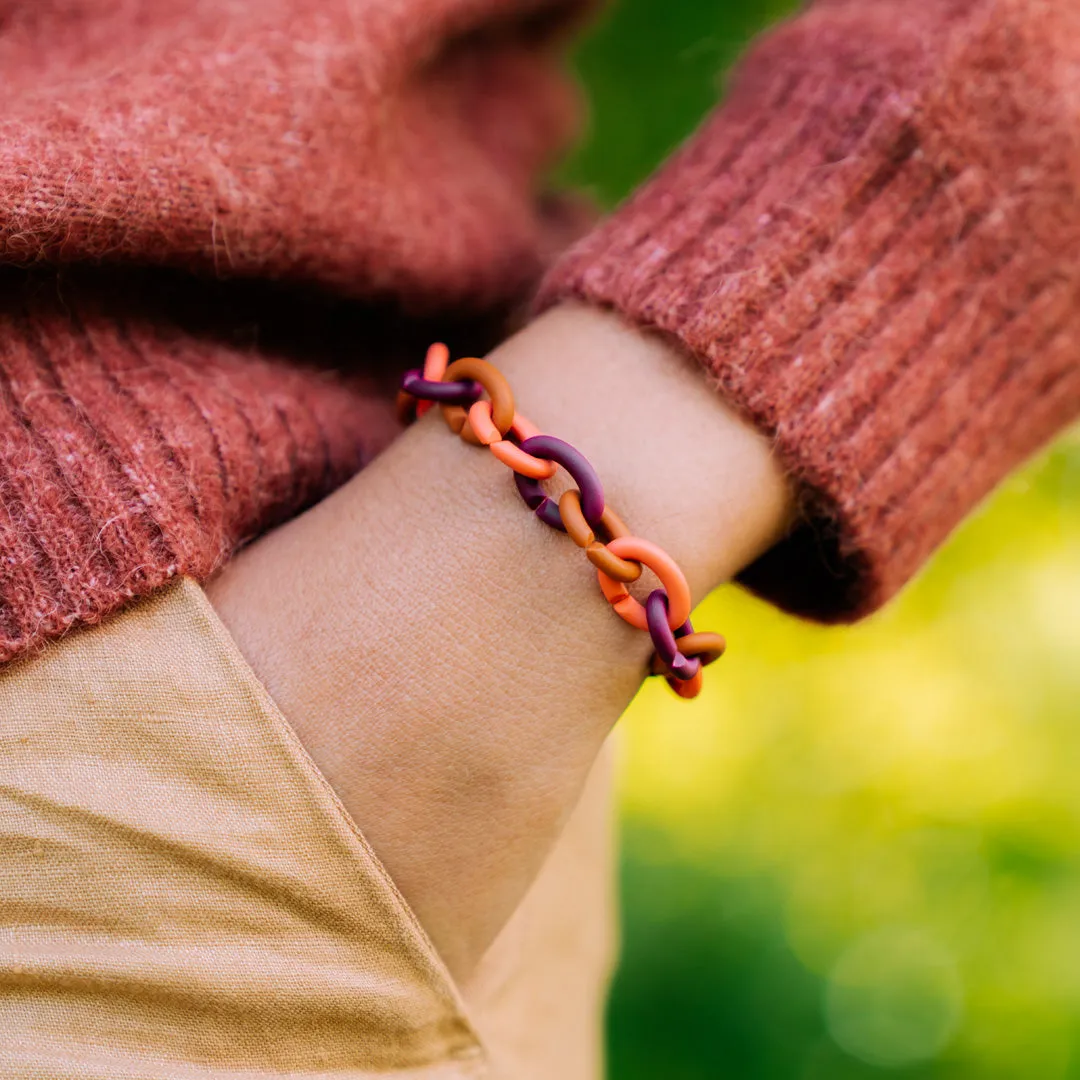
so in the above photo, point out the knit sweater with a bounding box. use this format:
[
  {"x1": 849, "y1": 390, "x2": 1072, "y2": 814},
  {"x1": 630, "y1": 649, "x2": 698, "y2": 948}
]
[{"x1": 0, "y1": 0, "x2": 1077, "y2": 661}]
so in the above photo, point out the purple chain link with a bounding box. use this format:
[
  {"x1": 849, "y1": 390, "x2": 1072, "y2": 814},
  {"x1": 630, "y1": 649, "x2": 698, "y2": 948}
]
[
  {"x1": 645, "y1": 589, "x2": 701, "y2": 682},
  {"x1": 401, "y1": 369, "x2": 483, "y2": 407},
  {"x1": 514, "y1": 435, "x2": 606, "y2": 531}
]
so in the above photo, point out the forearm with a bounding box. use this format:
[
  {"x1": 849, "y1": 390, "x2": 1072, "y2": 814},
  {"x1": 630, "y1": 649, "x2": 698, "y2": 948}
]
[{"x1": 206, "y1": 304, "x2": 794, "y2": 978}]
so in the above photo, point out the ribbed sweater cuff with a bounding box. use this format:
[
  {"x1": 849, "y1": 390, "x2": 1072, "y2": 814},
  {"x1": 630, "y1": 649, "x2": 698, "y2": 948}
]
[
  {"x1": 539, "y1": 0, "x2": 1080, "y2": 621},
  {"x1": 0, "y1": 275, "x2": 399, "y2": 662}
]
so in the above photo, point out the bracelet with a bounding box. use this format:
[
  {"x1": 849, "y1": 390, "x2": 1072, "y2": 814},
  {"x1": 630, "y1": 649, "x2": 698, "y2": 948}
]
[{"x1": 397, "y1": 344, "x2": 726, "y2": 700}]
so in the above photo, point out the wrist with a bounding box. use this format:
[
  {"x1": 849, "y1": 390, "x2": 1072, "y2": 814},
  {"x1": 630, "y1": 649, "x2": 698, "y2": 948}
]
[
  {"x1": 207, "y1": 302, "x2": 795, "y2": 978},
  {"x1": 491, "y1": 303, "x2": 795, "y2": 598}
]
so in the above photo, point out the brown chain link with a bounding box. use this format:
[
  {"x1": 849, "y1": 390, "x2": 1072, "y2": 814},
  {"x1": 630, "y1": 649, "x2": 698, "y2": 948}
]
[
  {"x1": 558, "y1": 489, "x2": 642, "y2": 583},
  {"x1": 440, "y1": 357, "x2": 515, "y2": 446}
]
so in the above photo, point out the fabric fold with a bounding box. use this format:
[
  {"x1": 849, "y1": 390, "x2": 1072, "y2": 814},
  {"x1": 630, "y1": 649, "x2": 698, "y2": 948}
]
[{"x1": 0, "y1": 578, "x2": 485, "y2": 1077}]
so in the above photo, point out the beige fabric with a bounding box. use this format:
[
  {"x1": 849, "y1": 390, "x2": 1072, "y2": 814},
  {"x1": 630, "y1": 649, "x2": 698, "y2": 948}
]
[
  {"x1": 464, "y1": 737, "x2": 617, "y2": 1080},
  {"x1": 0, "y1": 579, "x2": 616, "y2": 1079}
]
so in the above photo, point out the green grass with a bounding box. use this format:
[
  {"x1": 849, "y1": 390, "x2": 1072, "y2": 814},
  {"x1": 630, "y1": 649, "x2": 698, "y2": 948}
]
[
  {"x1": 560, "y1": 0, "x2": 798, "y2": 206},
  {"x1": 562, "y1": 3, "x2": 1080, "y2": 1077}
]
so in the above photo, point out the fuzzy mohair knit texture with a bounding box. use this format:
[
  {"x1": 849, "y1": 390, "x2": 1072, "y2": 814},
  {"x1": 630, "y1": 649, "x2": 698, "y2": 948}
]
[{"x1": 0, "y1": 0, "x2": 1078, "y2": 661}]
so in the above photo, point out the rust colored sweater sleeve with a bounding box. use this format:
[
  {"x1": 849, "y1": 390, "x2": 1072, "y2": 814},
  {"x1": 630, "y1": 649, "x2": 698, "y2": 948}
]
[
  {"x1": 539, "y1": 0, "x2": 1080, "y2": 622},
  {"x1": 0, "y1": 0, "x2": 1076, "y2": 660},
  {"x1": 0, "y1": 0, "x2": 588, "y2": 661}
]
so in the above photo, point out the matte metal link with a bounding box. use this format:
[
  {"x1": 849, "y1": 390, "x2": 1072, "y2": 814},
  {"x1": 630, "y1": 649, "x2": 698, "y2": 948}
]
[
  {"x1": 440, "y1": 357, "x2": 515, "y2": 446},
  {"x1": 397, "y1": 344, "x2": 724, "y2": 702},
  {"x1": 558, "y1": 490, "x2": 641, "y2": 583},
  {"x1": 468, "y1": 401, "x2": 557, "y2": 480},
  {"x1": 647, "y1": 631, "x2": 727, "y2": 677},
  {"x1": 595, "y1": 535, "x2": 692, "y2": 631},
  {"x1": 514, "y1": 435, "x2": 605, "y2": 531},
  {"x1": 645, "y1": 589, "x2": 701, "y2": 682}
]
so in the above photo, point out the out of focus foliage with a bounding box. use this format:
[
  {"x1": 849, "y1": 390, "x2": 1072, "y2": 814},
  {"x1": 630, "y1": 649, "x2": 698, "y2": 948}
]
[{"x1": 562, "y1": 3, "x2": 1080, "y2": 1078}]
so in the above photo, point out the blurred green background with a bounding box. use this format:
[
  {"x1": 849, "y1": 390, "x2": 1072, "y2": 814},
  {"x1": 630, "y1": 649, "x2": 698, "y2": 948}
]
[{"x1": 559, "y1": 3, "x2": 1080, "y2": 1078}]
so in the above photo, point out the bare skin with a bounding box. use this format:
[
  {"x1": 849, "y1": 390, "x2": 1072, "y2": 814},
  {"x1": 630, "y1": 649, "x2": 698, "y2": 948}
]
[{"x1": 206, "y1": 303, "x2": 795, "y2": 980}]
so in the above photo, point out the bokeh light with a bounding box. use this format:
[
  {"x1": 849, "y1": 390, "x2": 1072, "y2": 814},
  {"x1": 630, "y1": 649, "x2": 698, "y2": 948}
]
[{"x1": 824, "y1": 927, "x2": 963, "y2": 1068}]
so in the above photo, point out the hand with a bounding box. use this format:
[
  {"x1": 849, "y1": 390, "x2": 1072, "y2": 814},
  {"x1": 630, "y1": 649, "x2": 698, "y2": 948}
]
[{"x1": 205, "y1": 303, "x2": 795, "y2": 979}]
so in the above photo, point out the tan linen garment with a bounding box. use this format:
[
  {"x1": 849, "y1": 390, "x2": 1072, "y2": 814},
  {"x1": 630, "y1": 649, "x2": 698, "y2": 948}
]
[{"x1": 0, "y1": 579, "x2": 616, "y2": 1079}]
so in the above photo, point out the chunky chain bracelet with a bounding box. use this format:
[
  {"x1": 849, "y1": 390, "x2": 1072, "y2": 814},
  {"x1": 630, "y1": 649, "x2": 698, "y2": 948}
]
[{"x1": 397, "y1": 344, "x2": 726, "y2": 700}]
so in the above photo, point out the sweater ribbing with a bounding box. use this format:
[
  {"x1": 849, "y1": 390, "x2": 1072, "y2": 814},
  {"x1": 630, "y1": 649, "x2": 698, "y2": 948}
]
[
  {"x1": 0, "y1": 0, "x2": 588, "y2": 660},
  {"x1": 0, "y1": 0, "x2": 1077, "y2": 657},
  {"x1": 539, "y1": 0, "x2": 1080, "y2": 619},
  {"x1": 0, "y1": 277, "x2": 400, "y2": 660}
]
